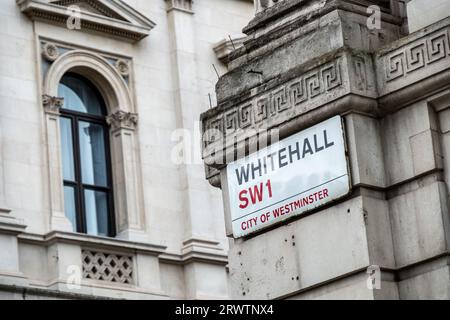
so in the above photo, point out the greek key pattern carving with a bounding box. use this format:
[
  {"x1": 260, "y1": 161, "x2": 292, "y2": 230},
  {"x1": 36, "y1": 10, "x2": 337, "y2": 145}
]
[
  {"x1": 82, "y1": 250, "x2": 134, "y2": 285},
  {"x1": 204, "y1": 60, "x2": 342, "y2": 146},
  {"x1": 385, "y1": 27, "x2": 450, "y2": 82}
]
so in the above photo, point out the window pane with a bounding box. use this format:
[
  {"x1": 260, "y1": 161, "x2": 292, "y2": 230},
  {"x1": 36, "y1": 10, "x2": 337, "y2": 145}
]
[
  {"x1": 60, "y1": 117, "x2": 75, "y2": 182},
  {"x1": 84, "y1": 189, "x2": 109, "y2": 237},
  {"x1": 64, "y1": 186, "x2": 78, "y2": 232},
  {"x1": 58, "y1": 75, "x2": 106, "y2": 116},
  {"x1": 78, "y1": 121, "x2": 108, "y2": 187}
]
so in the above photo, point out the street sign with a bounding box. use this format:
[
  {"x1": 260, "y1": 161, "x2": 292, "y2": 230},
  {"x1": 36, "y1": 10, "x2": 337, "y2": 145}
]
[{"x1": 226, "y1": 116, "x2": 351, "y2": 238}]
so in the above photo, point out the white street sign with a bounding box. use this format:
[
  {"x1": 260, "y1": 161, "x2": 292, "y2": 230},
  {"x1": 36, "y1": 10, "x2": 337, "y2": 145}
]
[{"x1": 226, "y1": 116, "x2": 351, "y2": 238}]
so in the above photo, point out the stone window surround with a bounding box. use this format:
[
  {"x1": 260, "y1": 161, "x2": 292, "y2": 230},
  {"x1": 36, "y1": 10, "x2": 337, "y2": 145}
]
[{"x1": 41, "y1": 47, "x2": 147, "y2": 243}]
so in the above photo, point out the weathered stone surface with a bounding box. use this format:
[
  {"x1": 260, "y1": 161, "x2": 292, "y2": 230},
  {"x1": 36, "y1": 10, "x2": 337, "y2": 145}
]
[
  {"x1": 228, "y1": 194, "x2": 395, "y2": 299},
  {"x1": 201, "y1": 0, "x2": 450, "y2": 300}
]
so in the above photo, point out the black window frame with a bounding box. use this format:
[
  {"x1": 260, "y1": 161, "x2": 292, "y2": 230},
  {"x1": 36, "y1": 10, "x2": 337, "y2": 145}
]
[{"x1": 60, "y1": 73, "x2": 116, "y2": 237}]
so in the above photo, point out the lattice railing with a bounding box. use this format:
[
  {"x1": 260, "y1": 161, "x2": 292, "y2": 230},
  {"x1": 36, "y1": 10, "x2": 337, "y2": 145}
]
[{"x1": 82, "y1": 250, "x2": 134, "y2": 284}]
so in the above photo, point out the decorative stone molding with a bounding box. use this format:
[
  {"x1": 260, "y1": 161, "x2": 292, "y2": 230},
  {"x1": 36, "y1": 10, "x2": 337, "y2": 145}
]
[
  {"x1": 82, "y1": 250, "x2": 134, "y2": 284},
  {"x1": 40, "y1": 40, "x2": 133, "y2": 87},
  {"x1": 115, "y1": 59, "x2": 130, "y2": 77},
  {"x1": 0, "y1": 212, "x2": 27, "y2": 235},
  {"x1": 42, "y1": 42, "x2": 60, "y2": 62},
  {"x1": 106, "y1": 110, "x2": 138, "y2": 131},
  {"x1": 43, "y1": 50, "x2": 133, "y2": 111},
  {"x1": 19, "y1": 231, "x2": 167, "y2": 255},
  {"x1": 17, "y1": 0, "x2": 156, "y2": 42},
  {"x1": 42, "y1": 94, "x2": 64, "y2": 115},
  {"x1": 376, "y1": 18, "x2": 450, "y2": 97},
  {"x1": 384, "y1": 29, "x2": 450, "y2": 82},
  {"x1": 203, "y1": 58, "x2": 344, "y2": 147},
  {"x1": 166, "y1": 0, "x2": 193, "y2": 14},
  {"x1": 201, "y1": 51, "x2": 379, "y2": 175}
]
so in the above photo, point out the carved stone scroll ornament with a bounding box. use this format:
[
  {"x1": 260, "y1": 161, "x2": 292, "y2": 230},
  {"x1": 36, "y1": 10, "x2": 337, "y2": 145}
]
[
  {"x1": 106, "y1": 110, "x2": 138, "y2": 130},
  {"x1": 42, "y1": 94, "x2": 64, "y2": 115}
]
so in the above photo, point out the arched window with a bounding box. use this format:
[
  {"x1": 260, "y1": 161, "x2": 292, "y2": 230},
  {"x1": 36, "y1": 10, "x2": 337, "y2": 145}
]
[{"x1": 58, "y1": 73, "x2": 115, "y2": 237}]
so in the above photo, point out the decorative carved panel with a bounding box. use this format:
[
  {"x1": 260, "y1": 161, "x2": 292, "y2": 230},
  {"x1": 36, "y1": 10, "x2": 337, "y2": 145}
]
[
  {"x1": 203, "y1": 59, "x2": 344, "y2": 148},
  {"x1": 82, "y1": 250, "x2": 134, "y2": 284},
  {"x1": 377, "y1": 21, "x2": 450, "y2": 96}
]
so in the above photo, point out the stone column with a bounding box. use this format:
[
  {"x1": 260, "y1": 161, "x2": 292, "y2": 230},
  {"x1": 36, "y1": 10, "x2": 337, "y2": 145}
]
[
  {"x1": 107, "y1": 110, "x2": 147, "y2": 242},
  {"x1": 43, "y1": 94, "x2": 74, "y2": 232},
  {"x1": 166, "y1": 0, "x2": 228, "y2": 299},
  {"x1": 0, "y1": 101, "x2": 27, "y2": 287}
]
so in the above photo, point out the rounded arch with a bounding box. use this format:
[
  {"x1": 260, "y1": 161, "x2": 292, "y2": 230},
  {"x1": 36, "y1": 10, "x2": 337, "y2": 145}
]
[{"x1": 44, "y1": 50, "x2": 133, "y2": 114}]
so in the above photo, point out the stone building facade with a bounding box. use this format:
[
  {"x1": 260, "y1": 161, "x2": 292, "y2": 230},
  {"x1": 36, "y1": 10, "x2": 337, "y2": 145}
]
[
  {"x1": 200, "y1": 0, "x2": 450, "y2": 299},
  {"x1": 0, "y1": 0, "x2": 254, "y2": 299}
]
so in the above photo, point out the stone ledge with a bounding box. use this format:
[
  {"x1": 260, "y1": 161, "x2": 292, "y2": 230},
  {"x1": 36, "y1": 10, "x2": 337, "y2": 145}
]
[
  {"x1": 281, "y1": 268, "x2": 398, "y2": 300},
  {"x1": 18, "y1": 231, "x2": 167, "y2": 256},
  {"x1": 0, "y1": 281, "x2": 168, "y2": 300},
  {"x1": 160, "y1": 238, "x2": 228, "y2": 266},
  {"x1": 0, "y1": 213, "x2": 27, "y2": 236},
  {"x1": 202, "y1": 49, "x2": 378, "y2": 168}
]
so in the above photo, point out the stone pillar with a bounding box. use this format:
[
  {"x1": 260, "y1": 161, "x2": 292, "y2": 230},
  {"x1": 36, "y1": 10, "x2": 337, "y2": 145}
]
[
  {"x1": 107, "y1": 110, "x2": 147, "y2": 242},
  {"x1": 166, "y1": 0, "x2": 228, "y2": 299},
  {"x1": 200, "y1": 0, "x2": 411, "y2": 299},
  {"x1": 0, "y1": 107, "x2": 27, "y2": 287},
  {"x1": 43, "y1": 94, "x2": 74, "y2": 232}
]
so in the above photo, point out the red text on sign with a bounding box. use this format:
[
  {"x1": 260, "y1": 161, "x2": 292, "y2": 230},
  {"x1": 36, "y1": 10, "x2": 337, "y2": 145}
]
[{"x1": 239, "y1": 180, "x2": 273, "y2": 209}]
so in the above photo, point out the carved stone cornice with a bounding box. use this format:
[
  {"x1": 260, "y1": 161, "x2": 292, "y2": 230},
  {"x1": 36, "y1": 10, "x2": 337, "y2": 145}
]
[
  {"x1": 201, "y1": 49, "x2": 377, "y2": 166},
  {"x1": 17, "y1": 0, "x2": 156, "y2": 43},
  {"x1": 165, "y1": 0, "x2": 193, "y2": 14},
  {"x1": 201, "y1": 17, "x2": 450, "y2": 186},
  {"x1": 106, "y1": 110, "x2": 138, "y2": 131},
  {"x1": 376, "y1": 17, "x2": 450, "y2": 99},
  {"x1": 0, "y1": 212, "x2": 26, "y2": 236},
  {"x1": 42, "y1": 94, "x2": 64, "y2": 115}
]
